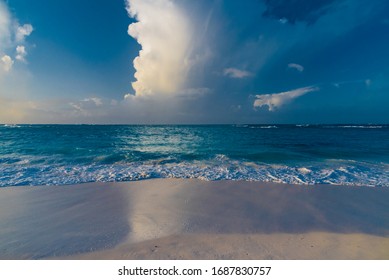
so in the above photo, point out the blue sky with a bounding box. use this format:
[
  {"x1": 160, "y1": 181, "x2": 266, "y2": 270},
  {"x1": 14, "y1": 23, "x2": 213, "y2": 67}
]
[{"x1": 0, "y1": 0, "x2": 388, "y2": 124}]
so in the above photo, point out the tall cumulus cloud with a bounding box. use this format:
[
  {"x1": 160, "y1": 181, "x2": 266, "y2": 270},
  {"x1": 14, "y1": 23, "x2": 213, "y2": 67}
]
[{"x1": 125, "y1": 0, "x2": 193, "y2": 98}]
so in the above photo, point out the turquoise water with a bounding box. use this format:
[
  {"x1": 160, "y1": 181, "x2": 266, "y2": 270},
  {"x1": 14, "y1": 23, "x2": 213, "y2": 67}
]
[{"x1": 1, "y1": 124, "x2": 388, "y2": 187}]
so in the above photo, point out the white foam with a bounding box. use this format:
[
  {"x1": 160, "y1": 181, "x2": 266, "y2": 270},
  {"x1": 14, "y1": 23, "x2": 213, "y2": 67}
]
[
  {"x1": 324, "y1": 125, "x2": 384, "y2": 129},
  {"x1": 248, "y1": 126, "x2": 278, "y2": 129},
  {"x1": 3, "y1": 124, "x2": 21, "y2": 128},
  {"x1": 1, "y1": 159, "x2": 388, "y2": 188},
  {"x1": 298, "y1": 167, "x2": 312, "y2": 174}
]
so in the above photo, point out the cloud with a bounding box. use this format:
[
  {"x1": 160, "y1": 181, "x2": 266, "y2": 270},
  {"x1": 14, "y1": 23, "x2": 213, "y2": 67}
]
[
  {"x1": 69, "y1": 102, "x2": 85, "y2": 115},
  {"x1": 1, "y1": 55, "x2": 13, "y2": 72},
  {"x1": 15, "y1": 45, "x2": 27, "y2": 62},
  {"x1": 125, "y1": 0, "x2": 193, "y2": 98},
  {"x1": 83, "y1": 97, "x2": 103, "y2": 106},
  {"x1": 69, "y1": 97, "x2": 104, "y2": 116},
  {"x1": 223, "y1": 67, "x2": 253, "y2": 79},
  {"x1": 254, "y1": 86, "x2": 319, "y2": 111},
  {"x1": 288, "y1": 63, "x2": 304, "y2": 72},
  {"x1": 15, "y1": 24, "x2": 33, "y2": 42},
  {"x1": 67, "y1": 97, "x2": 110, "y2": 119},
  {"x1": 0, "y1": 2, "x2": 33, "y2": 74}
]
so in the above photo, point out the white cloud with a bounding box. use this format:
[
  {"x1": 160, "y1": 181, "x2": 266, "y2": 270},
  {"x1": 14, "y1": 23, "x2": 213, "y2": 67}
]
[
  {"x1": 69, "y1": 102, "x2": 86, "y2": 115},
  {"x1": 15, "y1": 24, "x2": 33, "y2": 42},
  {"x1": 288, "y1": 63, "x2": 304, "y2": 72},
  {"x1": 69, "y1": 97, "x2": 105, "y2": 116},
  {"x1": 1, "y1": 55, "x2": 13, "y2": 72},
  {"x1": 223, "y1": 67, "x2": 252, "y2": 79},
  {"x1": 83, "y1": 97, "x2": 103, "y2": 106},
  {"x1": 125, "y1": 0, "x2": 193, "y2": 98},
  {"x1": 15, "y1": 45, "x2": 27, "y2": 62},
  {"x1": 0, "y1": 2, "x2": 33, "y2": 75},
  {"x1": 254, "y1": 86, "x2": 319, "y2": 111},
  {"x1": 124, "y1": 93, "x2": 135, "y2": 100}
]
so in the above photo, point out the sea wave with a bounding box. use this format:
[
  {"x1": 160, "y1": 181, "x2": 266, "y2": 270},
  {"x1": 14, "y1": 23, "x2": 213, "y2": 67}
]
[
  {"x1": 1, "y1": 125, "x2": 388, "y2": 187},
  {"x1": 324, "y1": 125, "x2": 385, "y2": 129},
  {"x1": 1, "y1": 124, "x2": 22, "y2": 128},
  {"x1": 1, "y1": 158, "x2": 387, "y2": 187}
]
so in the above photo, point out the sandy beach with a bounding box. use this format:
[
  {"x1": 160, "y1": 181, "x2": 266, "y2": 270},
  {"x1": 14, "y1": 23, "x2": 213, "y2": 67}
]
[{"x1": 0, "y1": 179, "x2": 388, "y2": 260}]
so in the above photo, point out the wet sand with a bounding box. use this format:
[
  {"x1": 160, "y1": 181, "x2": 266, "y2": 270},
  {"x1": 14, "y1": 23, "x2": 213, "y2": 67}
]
[{"x1": 0, "y1": 179, "x2": 388, "y2": 259}]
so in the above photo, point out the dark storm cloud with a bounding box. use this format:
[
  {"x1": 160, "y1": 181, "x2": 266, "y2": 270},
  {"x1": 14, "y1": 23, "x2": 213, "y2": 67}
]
[{"x1": 262, "y1": 0, "x2": 341, "y2": 24}]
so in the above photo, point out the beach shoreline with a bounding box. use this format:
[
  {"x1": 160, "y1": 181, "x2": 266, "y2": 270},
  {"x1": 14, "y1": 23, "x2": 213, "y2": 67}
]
[{"x1": 0, "y1": 179, "x2": 388, "y2": 260}]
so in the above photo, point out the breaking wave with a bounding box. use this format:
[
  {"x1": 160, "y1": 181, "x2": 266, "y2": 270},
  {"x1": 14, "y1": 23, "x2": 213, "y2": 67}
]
[{"x1": 1, "y1": 156, "x2": 388, "y2": 187}]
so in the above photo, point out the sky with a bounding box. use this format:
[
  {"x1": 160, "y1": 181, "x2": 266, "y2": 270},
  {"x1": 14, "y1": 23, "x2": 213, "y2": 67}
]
[{"x1": 0, "y1": 0, "x2": 388, "y2": 124}]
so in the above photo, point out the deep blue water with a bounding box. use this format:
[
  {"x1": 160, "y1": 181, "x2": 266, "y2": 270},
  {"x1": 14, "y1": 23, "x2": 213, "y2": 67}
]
[{"x1": 1, "y1": 124, "x2": 388, "y2": 187}]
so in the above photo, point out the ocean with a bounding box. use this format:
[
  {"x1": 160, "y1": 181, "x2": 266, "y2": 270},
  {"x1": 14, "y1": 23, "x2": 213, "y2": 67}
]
[{"x1": 0, "y1": 124, "x2": 388, "y2": 187}]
